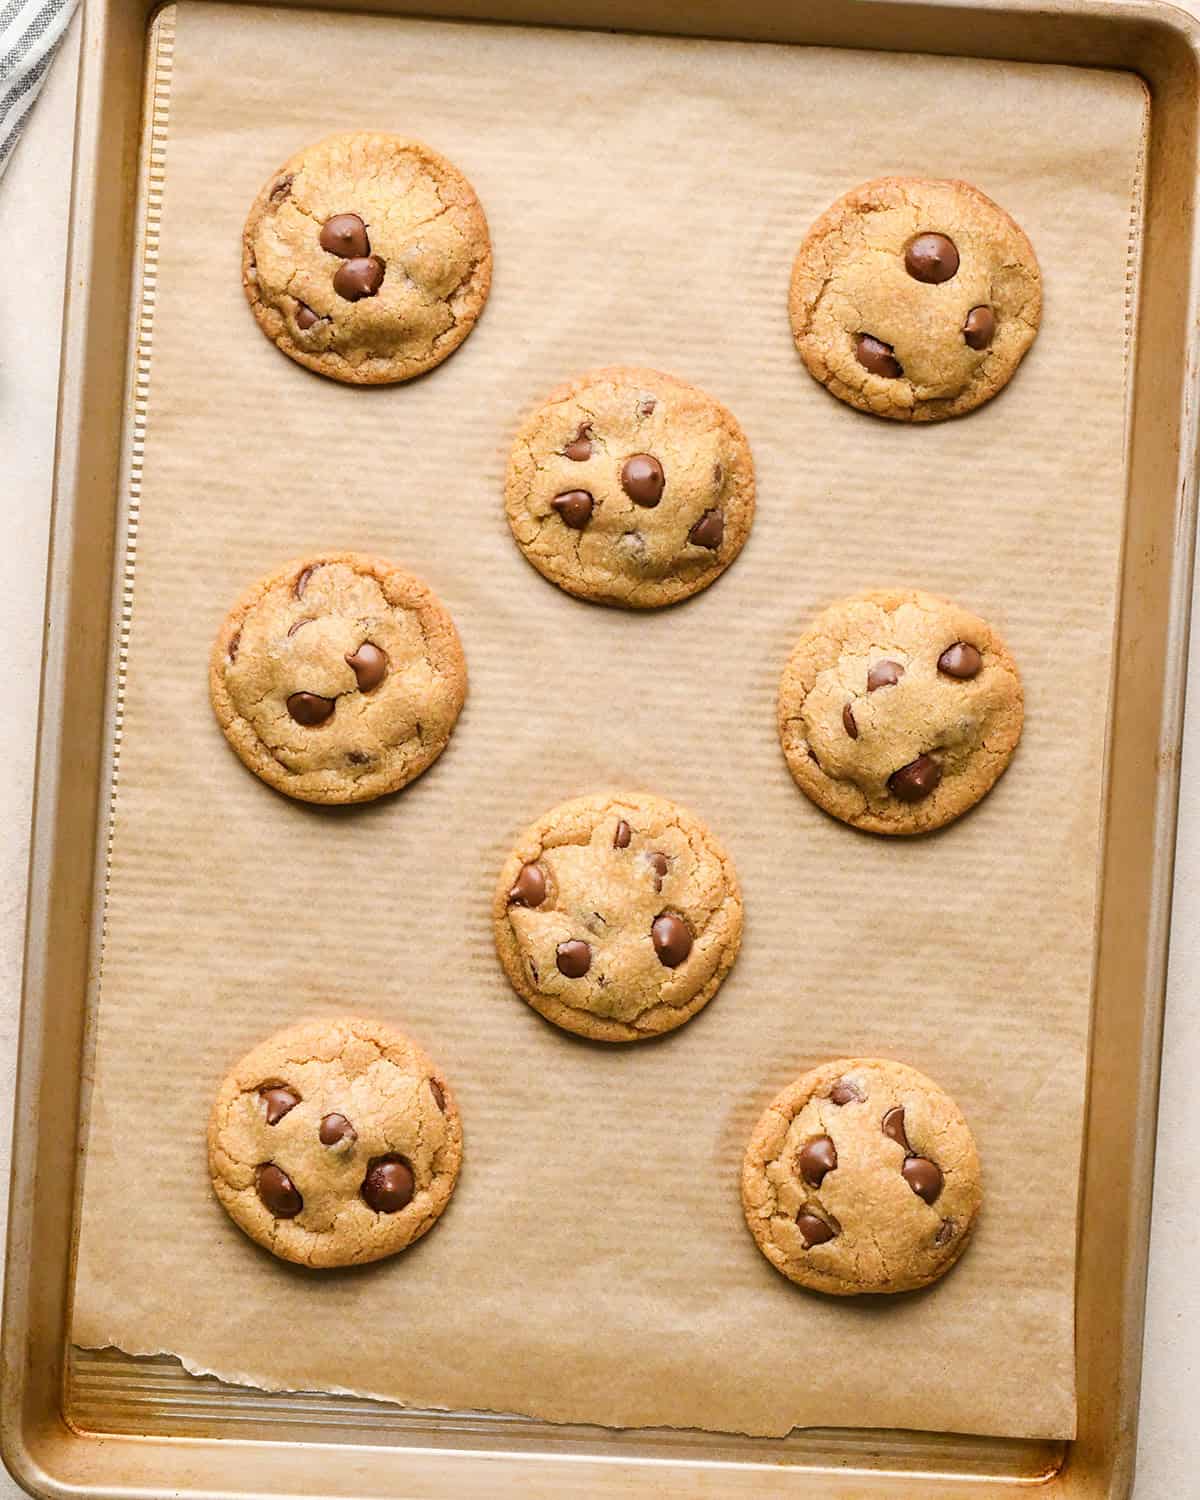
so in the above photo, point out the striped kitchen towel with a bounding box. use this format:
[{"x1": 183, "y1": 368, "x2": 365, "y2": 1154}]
[{"x1": 0, "y1": 0, "x2": 78, "y2": 179}]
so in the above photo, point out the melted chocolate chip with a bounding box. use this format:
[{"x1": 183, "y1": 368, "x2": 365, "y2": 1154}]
[
  {"x1": 345, "y1": 642, "x2": 388, "y2": 692},
  {"x1": 552, "y1": 490, "x2": 593, "y2": 529},
  {"x1": 938, "y1": 641, "x2": 982, "y2": 679},
  {"x1": 556, "y1": 939, "x2": 592, "y2": 978},
  {"x1": 796, "y1": 1210, "x2": 837, "y2": 1247},
  {"x1": 228, "y1": 628, "x2": 241, "y2": 663},
  {"x1": 295, "y1": 302, "x2": 321, "y2": 330},
  {"x1": 902, "y1": 1156, "x2": 944, "y2": 1204},
  {"x1": 798, "y1": 1135, "x2": 838, "y2": 1186},
  {"x1": 509, "y1": 863, "x2": 547, "y2": 908},
  {"x1": 256, "y1": 1163, "x2": 302, "y2": 1218},
  {"x1": 429, "y1": 1079, "x2": 446, "y2": 1113},
  {"x1": 646, "y1": 851, "x2": 669, "y2": 892},
  {"x1": 361, "y1": 1155, "x2": 415, "y2": 1213},
  {"x1": 346, "y1": 750, "x2": 370, "y2": 765},
  {"x1": 319, "y1": 1113, "x2": 356, "y2": 1147},
  {"x1": 269, "y1": 174, "x2": 293, "y2": 203},
  {"x1": 651, "y1": 913, "x2": 692, "y2": 968},
  {"x1": 613, "y1": 819, "x2": 632, "y2": 849},
  {"x1": 882, "y1": 1107, "x2": 910, "y2": 1149},
  {"x1": 688, "y1": 509, "x2": 724, "y2": 550},
  {"x1": 333, "y1": 255, "x2": 385, "y2": 301},
  {"x1": 637, "y1": 395, "x2": 656, "y2": 416},
  {"x1": 260, "y1": 1086, "x2": 299, "y2": 1125},
  {"x1": 287, "y1": 692, "x2": 336, "y2": 727},
  {"x1": 868, "y1": 659, "x2": 904, "y2": 691},
  {"x1": 856, "y1": 334, "x2": 903, "y2": 378},
  {"x1": 905, "y1": 233, "x2": 959, "y2": 284},
  {"x1": 964, "y1": 306, "x2": 996, "y2": 350},
  {"x1": 830, "y1": 1077, "x2": 863, "y2": 1105},
  {"x1": 935, "y1": 1218, "x2": 957, "y2": 1246},
  {"x1": 294, "y1": 565, "x2": 318, "y2": 599},
  {"x1": 563, "y1": 424, "x2": 593, "y2": 461},
  {"x1": 320, "y1": 213, "x2": 370, "y2": 258},
  {"x1": 888, "y1": 754, "x2": 942, "y2": 803},
  {"x1": 621, "y1": 454, "x2": 665, "y2": 507},
  {"x1": 842, "y1": 702, "x2": 859, "y2": 739}
]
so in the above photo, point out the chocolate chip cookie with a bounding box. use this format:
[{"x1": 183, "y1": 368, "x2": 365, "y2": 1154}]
[
  {"x1": 778, "y1": 588, "x2": 1022, "y2": 834},
  {"x1": 493, "y1": 792, "x2": 743, "y2": 1041},
  {"x1": 242, "y1": 132, "x2": 491, "y2": 384},
  {"x1": 208, "y1": 1017, "x2": 462, "y2": 1268},
  {"x1": 742, "y1": 1058, "x2": 981, "y2": 1295},
  {"x1": 504, "y1": 367, "x2": 755, "y2": 608},
  {"x1": 210, "y1": 552, "x2": 466, "y2": 805},
  {"x1": 789, "y1": 177, "x2": 1041, "y2": 421}
]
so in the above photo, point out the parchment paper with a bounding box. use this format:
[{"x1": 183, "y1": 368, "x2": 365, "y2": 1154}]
[{"x1": 71, "y1": 2, "x2": 1148, "y2": 1441}]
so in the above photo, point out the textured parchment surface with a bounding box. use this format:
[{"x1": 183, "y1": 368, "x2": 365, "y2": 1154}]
[{"x1": 72, "y1": 3, "x2": 1147, "y2": 1440}]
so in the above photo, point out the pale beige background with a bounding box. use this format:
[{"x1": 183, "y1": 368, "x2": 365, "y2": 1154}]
[{"x1": 1, "y1": 4, "x2": 1197, "y2": 1493}]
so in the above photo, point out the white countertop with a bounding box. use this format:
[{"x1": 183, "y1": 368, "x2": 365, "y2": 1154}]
[{"x1": 0, "y1": 13, "x2": 1195, "y2": 1495}]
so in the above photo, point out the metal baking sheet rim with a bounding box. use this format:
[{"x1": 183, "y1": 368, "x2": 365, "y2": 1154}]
[{"x1": 2, "y1": 0, "x2": 1197, "y2": 1495}]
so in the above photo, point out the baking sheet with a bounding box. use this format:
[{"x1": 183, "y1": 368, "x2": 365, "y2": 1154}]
[{"x1": 70, "y1": 2, "x2": 1147, "y2": 1441}]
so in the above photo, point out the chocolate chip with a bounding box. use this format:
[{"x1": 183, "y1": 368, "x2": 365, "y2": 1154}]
[
  {"x1": 294, "y1": 565, "x2": 317, "y2": 599},
  {"x1": 295, "y1": 302, "x2": 321, "y2": 330},
  {"x1": 902, "y1": 1156, "x2": 944, "y2": 1204},
  {"x1": 688, "y1": 509, "x2": 724, "y2": 550},
  {"x1": 552, "y1": 490, "x2": 593, "y2": 529},
  {"x1": 346, "y1": 750, "x2": 370, "y2": 765},
  {"x1": 256, "y1": 1163, "x2": 302, "y2": 1218},
  {"x1": 429, "y1": 1079, "x2": 446, "y2": 1112},
  {"x1": 646, "y1": 851, "x2": 669, "y2": 892},
  {"x1": 621, "y1": 454, "x2": 665, "y2": 507},
  {"x1": 829, "y1": 1077, "x2": 863, "y2": 1105},
  {"x1": 882, "y1": 1106, "x2": 910, "y2": 1149},
  {"x1": 964, "y1": 305, "x2": 996, "y2": 350},
  {"x1": 556, "y1": 939, "x2": 592, "y2": 978},
  {"x1": 637, "y1": 395, "x2": 656, "y2": 416},
  {"x1": 361, "y1": 1155, "x2": 415, "y2": 1213},
  {"x1": 228, "y1": 628, "x2": 241, "y2": 663},
  {"x1": 319, "y1": 1113, "x2": 356, "y2": 1147},
  {"x1": 345, "y1": 642, "x2": 388, "y2": 693},
  {"x1": 888, "y1": 754, "x2": 942, "y2": 803},
  {"x1": 333, "y1": 255, "x2": 385, "y2": 301},
  {"x1": 935, "y1": 1218, "x2": 957, "y2": 1246},
  {"x1": 287, "y1": 616, "x2": 313, "y2": 637},
  {"x1": 269, "y1": 174, "x2": 293, "y2": 203},
  {"x1": 868, "y1": 659, "x2": 904, "y2": 691},
  {"x1": 938, "y1": 641, "x2": 982, "y2": 679},
  {"x1": 509, "y1": 862, "x2": 547, "y2": 908},
  {"x1": 842, "y1": 702, "x2": 859, "y2": 738},
  {"x1": 651, "y1": 913, "x2": 692, "y2": 968},
  {"x1": 798, "y1": 1135, "x2": 837, "y2": 1186},
  {"x1": 856, "y1": 334, "x2": 903, "y2": 378},
  {"x1": 713, "y1": 462, "x2": 724, "y2": 487},
  {"x1": 260, "y1": 1086, "x2": 299, "y2": 1125},
  {"x1": 287, "y1": 692, "x2": 336, "y2": 726},
  {"x1": 563, "y1": 424, "x2": 592, "y2": 461},
  {"x1": 796, "y1": 1210, "x2": 837, "y2": 1247},
  {"x1": 320, "y1": 213, "x2": 370, "y2": 258},
  {"x1": 905, "y1": 232, "x2": 959, "y2": 284},
  {"x1": 613, "y1": 819, "x2": 632, "y2": 849}
]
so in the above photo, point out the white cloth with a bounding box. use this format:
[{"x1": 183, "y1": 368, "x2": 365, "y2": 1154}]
[{"x1": 0, "y1": 0, "x2": 78, "y2": 178}]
